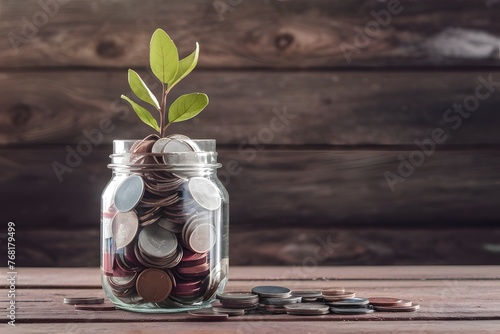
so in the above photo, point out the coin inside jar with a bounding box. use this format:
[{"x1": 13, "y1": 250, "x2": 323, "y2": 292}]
[
  {"x1": 135, "y1": 268, "x2": 173, "y2": 303},
  {"x1": 111, "y1": 211, "x2": 139, "y2": 249},
  {"x1": 114, "y1": 175, "x2": 145, "y2": 212},
  {"x1": 138, "y1": 224, "x2": 178, "y2": 259},
  {"x1": 188, "y1": 177, "x2": 221, "y2": 211}
]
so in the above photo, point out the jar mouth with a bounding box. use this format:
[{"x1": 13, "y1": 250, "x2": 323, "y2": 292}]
[{"x1": 109, "y1": 139, "x2": 221, "y2": 171}]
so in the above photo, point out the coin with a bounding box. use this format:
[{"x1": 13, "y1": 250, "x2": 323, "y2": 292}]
[
  {"x1": 114, "y1": 175, "x2": 145, "y2": 212},
  {"x1": 63, "y1": 297, "x2": 104, "y2": 305},
  {"x1": 187, "y1": 222, "x2": 216, "y2": 253},
  {"x1": 260, "y1": 296, "x2": 302, "y2": 305},
  {"x1": 322, "y1": 292, "x2": 356, "y2": 301},
  {"x1": 152, "y1": 137, "x2": 172, "y2": 154},
  {"x1": 136, "y1": 268, "x2": 173, "y2": 303},
  {"x1": 327, "y1": 297, "x2": 369, "y2": 307},
  {"x1": 329, "y1": 306, "x2": 374, "y2": 315},
  {"x1": 322, "y1": 288, "x2": 346, "y2": 296},
  {"x1": 291, "y1": 290, "x2": 323, "y2": 298},
  {"x1": 188, "y1": 309, "x2": 228, "y2": 320},
  {"x1": 111, "y1": 211, "x2": 139, "y2": 249},
  {"x1": 216, "y1": 292, "x2": 259, "y2": 301},
  {"x1": 212, "y1": 306, "x2": 245, "y2": 316},
  {"x1": 252, "y1": 286, "x2": 291, "y2": 298},
  {"x1": 138, "y1": 224, "x2": 178, "y2": 259},
  {"x1": 188, "y1": 177, "x2": 221, "y2": 210},
  {"x1": 285, "y1": 303, "x2": 330, "y2": 315},
  {"x1": 368, "y1": 297, "x2": 403, "y2": 306},
  {"x1": 374, "y1": 304, "x2": 420, "y2": 312},
  {"x1": 74, "y1": 303, "x2": 116, "y2": 311}
]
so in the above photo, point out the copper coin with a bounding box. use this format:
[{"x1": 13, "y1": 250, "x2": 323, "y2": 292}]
[
  {"x1": 136, "y1": 268, "x2": 173, "y2": 303},
  {"x1": 322, "y1": 288, "x2": 346, "y2": 296},
  {"x1": 368, "y1": 297, "x2": 404, "y2": 306}
]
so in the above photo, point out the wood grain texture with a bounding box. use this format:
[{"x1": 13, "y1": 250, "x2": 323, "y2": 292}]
[
  {"x1": 1, "y1": 148, "x2": 499, "y2": 228},
  {"x1": 6, "y1": 266, "x2": 500, "y2": 288},
  {"x1": 8, "y1": 281, "x2": 500, "y2": 322},
  {"x1": 1, "y1": 0, "x2": 500, "y2": 69},
  {"x1": 9, "y1": 227, "x2": 500, "y2": 267},
  {"x1": 2, "y1": 71, "x2": 500, "y2": 145},
  {"x1": 13, "y1": 321, "x2": 500, "y2": 334}
]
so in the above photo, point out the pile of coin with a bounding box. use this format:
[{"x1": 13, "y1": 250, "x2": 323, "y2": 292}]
[
  {"x1": 192, "y1": 285, "x2": 419, "y2": 318},
  {"x1": 102, "y1": 134, "x2": 224, "y2": 306}
]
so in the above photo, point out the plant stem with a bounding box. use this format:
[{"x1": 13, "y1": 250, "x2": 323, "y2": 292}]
[{"x1": 159, "y1": 83, "x2": 168, "y2": 137}]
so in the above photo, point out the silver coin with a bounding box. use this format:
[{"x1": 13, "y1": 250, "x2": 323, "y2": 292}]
[
  {"x1": 212, "y1": 307, "x2": 245, "y2": 316},
  {"x1": 114, "y1": 175, "x2": 145, "y2": 212},
  {"x1": 163, "y1": 139, "x2": 195, "y2": 153},
  {"x1": 252, "y1": 286, "x2": 291, "y2": 298},
  {"x1": 188, "y1": 177, "x2": 221, "y2": 210},
  {"x1": 111, "y1": 211, "x2": 139, "y2": 249},
  {"x1": 188, "y1": 222, "x2": 217, "y2": 253},
  {"x1": 151, "y1": 137, "x2": 172, "y2": 154},
  {"x1": 261, "y1": 296, "x2": 302, "y2": 305},
  {"x1": 138, "y1": 224, "x2": 178, "y2": 259},
  {"x1": 328, "y1": 297, "x2": 369, "y2": 307},
  {"x1": 216, "y1": 292, "x2": 259, "y2": 301},
  {"x1": 285, "y1": 303, "x2": 330, "y2": 315},
  {"x1": 330, "y1": 306, "x2": 374, "y2": 315},
  {"x1": 63, "y1": 297, "x2": 104, "y2": 305}
]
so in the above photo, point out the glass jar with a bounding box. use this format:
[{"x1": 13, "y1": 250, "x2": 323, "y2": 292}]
[{"x1": 100, "y1": 138, "x2": 229, "y2": 313}]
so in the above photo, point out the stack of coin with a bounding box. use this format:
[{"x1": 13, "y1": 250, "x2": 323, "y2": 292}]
[
  {"x1": 322, "y1": 288, "x2": 356, "y2": 301},
  {"x1": 291, "y1": 290, "x2": 322, "y2": 302},
  {"x1": 327, "y1": 297, "x2": 374, "y2": 315},
  {"x1": 260, "y1": 296, "x2": 302, "y2": 314},
  {"x1": 216, "y1": 292, "x2": 260, "y2": 310},
  {"x1": 103, "y1": 134, "x2": 224, "y2": 306},
  {"x1": 368, "y1": 297, "x2": 420, "y2": 312},
  {"x1": 284, "y1": 303, "x2": 330, "y2": 315}
]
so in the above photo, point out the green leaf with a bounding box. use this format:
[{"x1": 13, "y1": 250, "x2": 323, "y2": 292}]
[
  {"x1": 128, "y1": 69, "x2": 160, "y2": 109},
  {"x1": 121, "y1": 95, "x2": 160, "y2": 132},
  {"x1": 150, "y1": 28, "x2": 179, "y2": 84},
  {"x1": 169, "y1": 42, "x2": 199, "y2": 90},
  {"x1": 168, "y1": 93, "x2": 209, "y2": 123}
]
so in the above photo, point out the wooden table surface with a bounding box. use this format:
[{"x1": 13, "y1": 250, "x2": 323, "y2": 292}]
[{"x1": 2, "y1": 266, "x2": 500, "y2": 333}]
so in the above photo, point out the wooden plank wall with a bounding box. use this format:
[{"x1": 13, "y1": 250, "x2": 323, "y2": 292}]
[{"x1": 0, "y1": 0, "x2": 499, "y2": 266}]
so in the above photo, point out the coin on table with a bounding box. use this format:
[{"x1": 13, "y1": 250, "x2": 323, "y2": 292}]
[
  {"x1": 114, "y1": 175, "x2": 145, "y2": 212},
  {"x1": 216, "y1": 292, "x2": 259, "y2": 301},
  {"x1": 322, "y1": 288, "x2": 346, "y2": 296},
  {"x1": 322, "y1": 292, "x2": 356, "y2": 301},
  {"x1": 188, "y1": 177, "x2": 221, "y2": 211},
  {"x1": 136, "y1": 268, "x2": 173, "y2": 303},
  {"x1": 188, "y1": 309, "x2": 228, "y2": 320},
  {"x1": 212, "y1": 306, "x2": 245, "y2": 316},
  {"x1": 252, "y1": 286, "x2": 291, "y2": 298},
  {"x1": 374, "y1": 304, "x2": 420, "y2": 312},
  {"x1": 260, "y1": 296, "x2": 302, "y2": 305},
  {"x1": 368, "y1": 297, "x2": 404, "y2": 306},
  {"x1": 111, "y1": 211, "x2": 139, "y2": 249},
  {"x1": 327, "y1": 297, "x2": 369, "y2": 307},
  {"x1": 74, "y1": 303, "x2": 116, "y2": 311},
  {"x1": 329, "y1": 306, "x2": 374, "y2": 315},
  {"x1": 63, "y1": 297, "x2": 104, "y2": 305},
  {"x1": 285, "y1": 303, "x2": 330, "y2": 315},
  {"x1": 291, "y1": 290, "x2": 323, "y2": 298}
]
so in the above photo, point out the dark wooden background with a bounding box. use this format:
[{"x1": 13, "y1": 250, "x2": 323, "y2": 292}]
[{"x1": 1, "y1": 0, "x2": 499, "y2": 267}]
